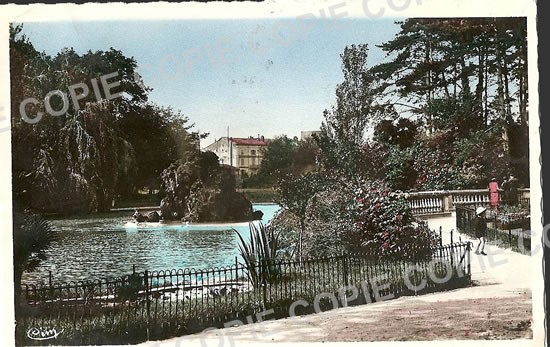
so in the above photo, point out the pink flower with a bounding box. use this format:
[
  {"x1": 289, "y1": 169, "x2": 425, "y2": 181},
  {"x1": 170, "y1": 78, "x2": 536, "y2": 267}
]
[
  {"x1": 356, "y1": 221, "x2": 363, "y2": 228},
  {"x1": 357, "y1": 197, "x2": 363, "y2": 203},
  {"x1": 383, "y1": 241, "x2": 389, "y2": 248},
  {"x1": 376, "y1": 202, "x2": 381, "y2": 208},
  {"x1": 382, "y1": 191, "x2": 388, "y2": 197},
  {"x1": 383, "y1": 232, "x2": 389, "y2": 238},
  {"x1": 396, "y1": 215, "x2": 402, "y2": 221}
]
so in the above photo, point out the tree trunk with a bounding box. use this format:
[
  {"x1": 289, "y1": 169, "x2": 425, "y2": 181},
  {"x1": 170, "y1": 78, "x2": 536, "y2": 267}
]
[
  {"x1": 453, "y1": 62, "x2": 458, "y2": 99},
  {"x1": 519, "y1": 40, "x2": 528, "y2": 126},
  {"x1": 425, "y1": 39, "x2": 432, "y2": 133},
  {"x1": 495, "y1": 24, "x2": 507, "y2": 122},
  {"x1": 503, "y1": 55, "x2": 512, "y2": 121},
  {"x1": 474, "y1": 47, "x2": 486, "y2": 127},
  {"x1": 441, "y1": 71, "x2": 451, "y2": 99},
  {"x1": 494, "y1": 20, "x2": 510, "y2": 155},
  {"x1": 484, "y1": 53, "x2": 489, "y2": 127},
  {"x1": 459, "y1": 57, "x2": 471, "y2": 100}
]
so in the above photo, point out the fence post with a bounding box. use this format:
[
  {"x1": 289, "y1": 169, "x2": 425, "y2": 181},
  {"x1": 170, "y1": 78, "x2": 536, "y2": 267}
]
[
  {"x1": 343, "y1": 255, "x2": 349, "y2": 287},
  {"x1": 133, "y1": 265, "x2": 136, "y2": 274},
  {"x1": 235, "y1": 256, "x2": 238, "y2": 280},
  {"x1": 144, "y1": 270, "x2": 150, "y2": 340},
  {"x1": 450, "y1": 242, "x2": 454, "y2": 268},
  {"x1": 48, "y1": 271, "x2": 53, "y2": 300},
  {"x1": 439, "y1": 226, "x2": 443, "y2": 246},
  {"x1": 261, "y1": 261, "x2": 267, "y2": 311}
]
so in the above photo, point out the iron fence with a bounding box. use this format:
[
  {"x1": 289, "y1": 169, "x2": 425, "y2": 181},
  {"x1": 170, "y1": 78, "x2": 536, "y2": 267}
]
[
  {"x1": 17, "y1": 242, "x2": 471, "y2": 345},
  {"x1": 456, "y1": 205, "x2": 530, "y2": 255}
]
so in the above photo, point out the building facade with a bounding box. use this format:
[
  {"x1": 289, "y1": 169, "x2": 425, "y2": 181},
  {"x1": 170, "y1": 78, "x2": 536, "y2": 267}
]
[{"x1": 205, "y1": 136, "x2": 267, "y2": 176}]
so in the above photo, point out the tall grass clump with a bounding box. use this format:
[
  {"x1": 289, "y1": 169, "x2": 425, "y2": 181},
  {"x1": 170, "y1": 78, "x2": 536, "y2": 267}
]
[{"x1": 234, "y1": 222, "x2": 280, "y2": 288}]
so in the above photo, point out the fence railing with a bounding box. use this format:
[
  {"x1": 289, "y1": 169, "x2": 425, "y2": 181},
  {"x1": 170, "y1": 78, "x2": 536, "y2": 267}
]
[
  {"x1": 407, "y1": 191, "x2": 446, "y2": 215},
  {"x1": 17, "y1": 243, "x2": 471, "y2": 345},
  {"x1": 408, "y1": 188, "x2": 530, "y2": 216},
  {"x1": 456, "y1": 205, "x2": 530, "y2": 255}
]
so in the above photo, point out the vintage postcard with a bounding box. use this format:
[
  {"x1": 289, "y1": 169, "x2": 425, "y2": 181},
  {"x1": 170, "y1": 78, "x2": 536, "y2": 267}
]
[{"x1": 0, "y1": 0, "x2": 542, "y2": 346}]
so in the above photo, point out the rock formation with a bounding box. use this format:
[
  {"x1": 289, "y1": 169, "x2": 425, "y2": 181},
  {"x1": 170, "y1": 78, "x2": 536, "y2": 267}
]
[{"x1": 159, "y1": 151, "x2": 253, "y2": 222}]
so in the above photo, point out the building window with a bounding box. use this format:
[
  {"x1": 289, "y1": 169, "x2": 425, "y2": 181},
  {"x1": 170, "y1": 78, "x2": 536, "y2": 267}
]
[
  {"x1": 251, "y1": 149, "x2": 256, "y2": 155},
  {"x1": 251, "y1": 157, "x2": 256, "y2": 166},
  {"x1": 241, "y1": 158, "x2": 244, "y2": 166}
]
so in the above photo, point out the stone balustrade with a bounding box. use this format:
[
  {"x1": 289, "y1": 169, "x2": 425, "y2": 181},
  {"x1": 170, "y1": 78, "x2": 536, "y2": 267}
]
[{"x1": 407, "y1": 188, "x2": 530, "y2": 216}]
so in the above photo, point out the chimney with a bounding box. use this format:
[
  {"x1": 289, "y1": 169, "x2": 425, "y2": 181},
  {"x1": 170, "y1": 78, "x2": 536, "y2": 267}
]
[{"x1": 261, "y1": 135, "x2": 265, "y2": 142}]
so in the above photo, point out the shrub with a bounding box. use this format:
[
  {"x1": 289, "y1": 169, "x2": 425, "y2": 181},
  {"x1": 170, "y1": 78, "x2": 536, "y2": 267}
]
[
  {"x1": 266, "y1": 209, "x2": 300, "y2": 260},
  {"x1": 303, "y1": 180, "x2": 439, "y2": 261},
  {"x1": 345, "y1": 181, "x2": 439, "y2": 261},
  {"x1": 234, "y1": 222, "x2": 280, "y2": 288}
]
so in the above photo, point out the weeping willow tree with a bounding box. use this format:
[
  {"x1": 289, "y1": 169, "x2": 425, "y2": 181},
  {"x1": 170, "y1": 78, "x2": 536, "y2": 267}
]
[
  {"x1": 10, "y1": 24, "x2": 196, "y2": 213},
  {"x1": 10, "y1": 24, "x2": 141, "y2": 212}
]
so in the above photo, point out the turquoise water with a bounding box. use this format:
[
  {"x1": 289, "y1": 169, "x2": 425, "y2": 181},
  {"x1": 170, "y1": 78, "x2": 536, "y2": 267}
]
[{"x1": 22, "y1": 204, "x2": 280, "y2": 285}]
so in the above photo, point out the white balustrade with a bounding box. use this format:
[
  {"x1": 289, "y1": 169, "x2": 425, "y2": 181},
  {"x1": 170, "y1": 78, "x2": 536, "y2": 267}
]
[{"x1": 406, "y1": 188, "x2": 530, "y2": 216}]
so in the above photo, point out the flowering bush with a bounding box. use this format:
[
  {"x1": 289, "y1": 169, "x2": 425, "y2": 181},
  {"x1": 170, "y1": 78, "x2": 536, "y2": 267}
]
[
  {"x1": 343, "y1": 182, "x2": 440, "y2": 261},
  {"x1": 490, "y1": 203, "x2": 530, "y2": 226},
  {"x1": 303, "y1": 180, "x2": 439, "y2": 261}
]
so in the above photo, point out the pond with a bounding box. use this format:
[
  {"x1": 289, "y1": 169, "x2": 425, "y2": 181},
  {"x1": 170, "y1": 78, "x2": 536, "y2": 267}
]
[{"x1": 22, "y1": 204, "x2": 281, "y2": 285}]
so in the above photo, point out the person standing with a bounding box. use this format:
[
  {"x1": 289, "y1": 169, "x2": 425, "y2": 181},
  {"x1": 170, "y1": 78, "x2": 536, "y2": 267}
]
[
  {"x1": 502, "y1": 175, "x2": 520, "y2": 205},
  {"x1": 489, "y1": 178, "x2": 499, "y2": 208},
  {"x1": 474, "y1": 207, "x2": 488, "y2": 255},
  {"x1": 501, "y1": 177, "x2": 509, "y2": 202},
  {"x1": 508, "y1": 175, "x2": 519, "y2": 205}
]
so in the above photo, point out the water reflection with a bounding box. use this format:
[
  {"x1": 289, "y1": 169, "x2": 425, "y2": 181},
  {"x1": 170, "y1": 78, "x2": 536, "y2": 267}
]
[{"x1": 22, "y1": 204, "x2": 280, "y2": 285}]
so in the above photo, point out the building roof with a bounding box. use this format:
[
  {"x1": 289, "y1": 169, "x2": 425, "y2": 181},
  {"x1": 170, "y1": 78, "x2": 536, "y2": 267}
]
[{"x1": 231, "y1": 138, "x2": 267, "y2": 146}]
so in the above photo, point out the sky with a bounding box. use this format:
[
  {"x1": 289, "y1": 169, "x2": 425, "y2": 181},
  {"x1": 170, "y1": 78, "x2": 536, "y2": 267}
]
[{"x1": 20, "y1": 18, "x2": 402, "y2": 146}]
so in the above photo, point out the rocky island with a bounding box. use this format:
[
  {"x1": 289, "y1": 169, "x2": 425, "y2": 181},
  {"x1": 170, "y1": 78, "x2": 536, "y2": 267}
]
[{"x1": 158, "y1": 151, "x2": 253, "y2": 222}]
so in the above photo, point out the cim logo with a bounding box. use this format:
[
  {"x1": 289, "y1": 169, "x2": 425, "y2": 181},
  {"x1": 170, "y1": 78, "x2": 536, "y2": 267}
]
[{"x1": 26, "y1": 327, "x2": 64, "y2": 341}]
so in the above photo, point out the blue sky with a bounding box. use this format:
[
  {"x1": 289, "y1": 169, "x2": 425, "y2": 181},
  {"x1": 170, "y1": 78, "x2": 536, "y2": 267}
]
[{"x1": 20, "y1": 18, "x2": 402, "y2": 145}]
